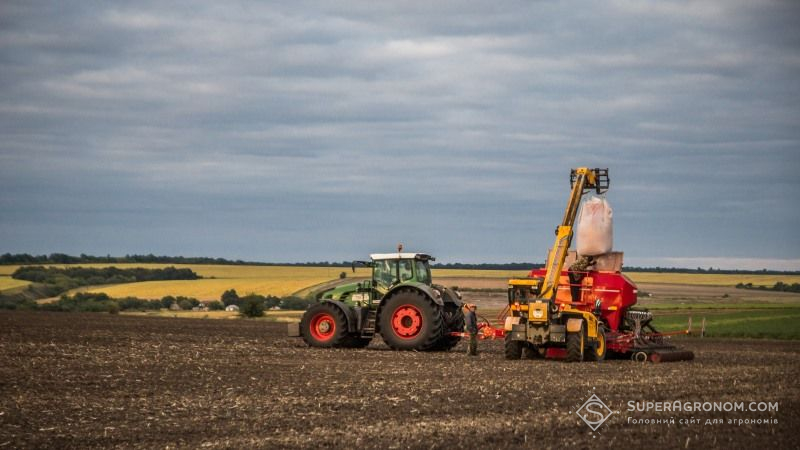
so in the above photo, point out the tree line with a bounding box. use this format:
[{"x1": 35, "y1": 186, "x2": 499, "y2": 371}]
[
  {"x1": 11, "y1": 266, "x2": 199, "y2": 299},
  {"x1": 0, "y1": 289, "x2": 314, "y2": 314},
  {"x1": 2, "y1": 252, "x2": 798, "y2": 274},
  {"x1": 735, "y1": 282, "x2": 800, "y2": 293},
  {"x1": 220, "y1": 289, "x2": 312, "y2": 317}
]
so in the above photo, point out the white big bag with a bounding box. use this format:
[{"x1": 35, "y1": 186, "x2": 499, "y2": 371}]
[{"x1": 575, "y1": 197, "x2": 613, "y2": 256}]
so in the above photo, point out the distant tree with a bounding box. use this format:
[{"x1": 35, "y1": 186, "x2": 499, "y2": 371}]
[
  {"x1": 339, "y1": 271, "x2": 347, "y2": 279},
  {"x1": 240, "y1": 296, "x2": 264, "y2": 317},
  {"x1": 177, "y1": 298, "x2": 194, "y2": 310},
  {"x1": 207, "y1": 300, "x2": 224, "y2": 311},
  {"x1": 221, "y1": 289, "x2": 240, "y2": 306},
  {"x1": 0, "y1": 294, "x2": 38, "y2": 310},
  {"x1": 161, "y1": 296, "x2": 176, "y2": 308},
  {"x1": 172, "y1": 297, "x2": 199, "y2": 309},
  {"x1": 264, "y1": 295, "x2": 281, "y2": 309}
]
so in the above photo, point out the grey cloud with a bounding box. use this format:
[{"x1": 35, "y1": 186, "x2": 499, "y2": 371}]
[{"x1": 1, "y1": 1, "x2": 799, "y2": 268}]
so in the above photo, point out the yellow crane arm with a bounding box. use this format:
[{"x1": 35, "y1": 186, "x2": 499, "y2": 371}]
[{"x1": 538, "y1": 168, "x2": 609, "y2": 299}]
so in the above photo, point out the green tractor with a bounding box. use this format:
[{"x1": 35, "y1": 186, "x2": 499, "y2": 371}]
[{"x1": 294, "y1": 252, "x2": 465, "y2": 351}]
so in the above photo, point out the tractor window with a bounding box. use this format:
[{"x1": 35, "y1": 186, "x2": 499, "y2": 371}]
[
  {"x1": 415, "y1": 260, "x2": 431, "y2": 284},
  {"x1": 399, "y1": 260, "x2": 413, "y2": 281},
  {"x1": 373, "y1": 260, "x2": 398, "y2": 287}
]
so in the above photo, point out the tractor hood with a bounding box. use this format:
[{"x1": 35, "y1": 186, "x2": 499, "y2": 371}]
[{"x1": 317, "y1": 281, "x2": 361, "y2": 301}]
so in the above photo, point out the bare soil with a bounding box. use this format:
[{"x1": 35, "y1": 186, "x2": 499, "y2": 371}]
[{"x1": 1, "y1": 311, "x2": 798, "y2": 449}]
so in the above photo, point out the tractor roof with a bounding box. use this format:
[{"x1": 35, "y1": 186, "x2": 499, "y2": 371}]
[{"x1": 369, "y1": 253, "x2": 434, "y2": 261}]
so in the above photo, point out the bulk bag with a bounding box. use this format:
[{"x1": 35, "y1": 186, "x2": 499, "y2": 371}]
[{"x1": 575, "y1": 197, "x2": 613, "y2": 256}]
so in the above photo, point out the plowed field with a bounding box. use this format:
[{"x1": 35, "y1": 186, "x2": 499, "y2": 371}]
[{"x1": 1, "y1": 312, "x2": 797, "y2": 449}]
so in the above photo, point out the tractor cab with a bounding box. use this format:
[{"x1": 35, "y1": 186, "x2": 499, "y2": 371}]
[{"x1": 368, "y1": 253, "x2": 434, "y2": 294}]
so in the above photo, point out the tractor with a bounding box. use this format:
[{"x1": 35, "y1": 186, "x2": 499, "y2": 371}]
[{"x1": 291, "y1": 251, "x2": 465, "y2": 351}]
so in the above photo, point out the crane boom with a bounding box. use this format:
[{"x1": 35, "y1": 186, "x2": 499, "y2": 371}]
[{"x1": 538, "y1": 168, "x2": 609, "y2": 299}]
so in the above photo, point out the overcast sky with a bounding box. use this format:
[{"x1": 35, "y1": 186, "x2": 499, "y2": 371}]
[{"x1": 1, "y1": 1, "x2": 799, "y2": 269}]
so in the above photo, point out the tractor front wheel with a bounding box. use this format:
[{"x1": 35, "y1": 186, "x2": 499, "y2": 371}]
[{"x1": 300, "y1": 303, "x2": 349, "y2": 348}]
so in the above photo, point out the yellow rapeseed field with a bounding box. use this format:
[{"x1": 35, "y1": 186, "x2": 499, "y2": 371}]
[
  {"x1": 77, "y1": 265, "x2": 372, "y2": 300},
  {"x1": 0, "y1": 277, "x2": 31, "y2": 292},
  {"x1": 432, "y1": 269, "x2": 530, "y2": 279}
]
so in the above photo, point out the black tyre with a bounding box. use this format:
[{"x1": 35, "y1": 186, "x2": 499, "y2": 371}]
[
  {"x1": 565, "y1": 328, "x2": 585, "y2": 362},
  {"x1": 430, "y1": 302, "x2": 465, "y2": 351},
  {"x1": 523, "y1": 344, "x2": 544, "y2": 359},
  {"x1": 300, "y1": 303, "x2": 349, "y2": 348},
  {"x1": 585, "y1": 326, "x2": 606, "y2": 362},
  {"x1": 504, "y1": 332, "x2": 523, "y2": 360},
  {"x1": 379, "y1": 289, "x2": 443, "y2": 351}
]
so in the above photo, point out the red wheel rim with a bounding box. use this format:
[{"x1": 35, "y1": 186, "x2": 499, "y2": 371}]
[
  {"x1": 309, "y1": 313, "x2": 335, "y2": 341},
  {"x1": 391, "y1": 304, "x2": 423, "y2": 339}
]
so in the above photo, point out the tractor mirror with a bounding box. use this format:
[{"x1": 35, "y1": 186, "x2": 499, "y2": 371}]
[{"x1": 351, "y1": 260, "x2": 371, "y2": 273}]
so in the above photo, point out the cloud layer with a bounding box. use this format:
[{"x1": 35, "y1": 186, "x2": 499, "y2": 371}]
[{"x1": 1, "y1": 1, "x2": 799, "y2": 268}]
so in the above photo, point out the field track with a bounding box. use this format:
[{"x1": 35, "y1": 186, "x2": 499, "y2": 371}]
[{"x1": 1, "y1": 312, "x2": 797, "y2": 449}]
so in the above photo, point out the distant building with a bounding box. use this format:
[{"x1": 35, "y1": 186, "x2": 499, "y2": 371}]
[
  {"x1": 225, "y1": 304, "x2": 239, "y2": 312},
  {"x1": 169, "y1": 302, "x2": 181, "y2": 311}
]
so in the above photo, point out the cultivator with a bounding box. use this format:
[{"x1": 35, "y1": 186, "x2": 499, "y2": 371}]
[{"x1": 606, "y1": 309, "x2": 694, "y2": 363}]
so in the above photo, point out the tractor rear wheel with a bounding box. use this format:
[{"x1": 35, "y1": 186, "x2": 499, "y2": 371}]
[
  {"x1": 504, "y1": 333, "x2": 523, "y2": 360},
  {"x1": 379, "y1": 289, "x2": 443, "y2": 351},
  {"x1": 429, "y1": 302, "x2": 465, "y2": 351},
  {"x1": 565, "y1": 329, "x2": 585, "y2": 362},
  {"x1": 585, "y1": 326, "x2": 606, "y2": 362},
  {"x1": 300, "y1": 303, "x2": 349, "y2": 348}
]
